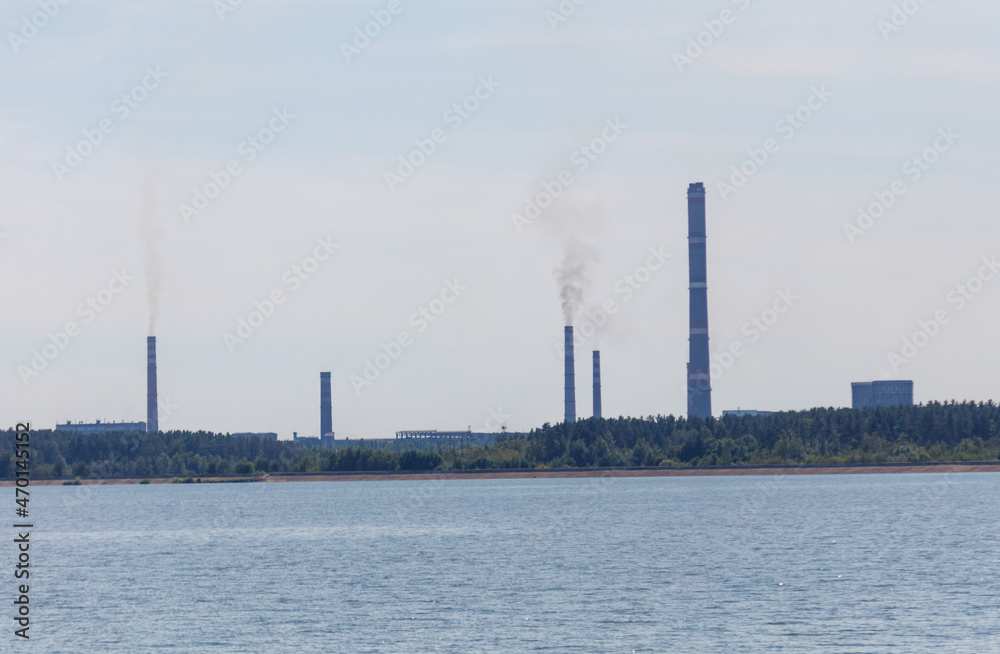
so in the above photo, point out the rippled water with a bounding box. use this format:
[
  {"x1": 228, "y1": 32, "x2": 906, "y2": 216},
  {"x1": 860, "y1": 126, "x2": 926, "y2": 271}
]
[{"x1": 15, "y1": 473, "x2": 1000, "y2": 652}]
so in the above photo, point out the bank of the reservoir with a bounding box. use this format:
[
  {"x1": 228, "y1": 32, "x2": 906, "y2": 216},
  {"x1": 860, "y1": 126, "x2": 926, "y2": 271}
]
[{"x1": 4, "y1": 461, "x2": 999, "y2": 485}]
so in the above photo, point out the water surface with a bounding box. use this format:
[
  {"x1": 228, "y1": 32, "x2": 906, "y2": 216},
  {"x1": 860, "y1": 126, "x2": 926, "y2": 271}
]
[{"x1": 17, "y1": 473, "x2": 1000, "y2": 652}]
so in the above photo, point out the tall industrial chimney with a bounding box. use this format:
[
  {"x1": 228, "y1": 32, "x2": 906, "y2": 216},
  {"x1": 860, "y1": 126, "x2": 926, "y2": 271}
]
[
  {"x1": 564, "y1": 326, "x2": 576, "y2": 423},
  {"x1": 146, "y1": 336, "x2": 158, "y2": 433},
  {"x1": 320, "y1": 372, "x2": 332, "y2": 438},
  {"x1": 593, "y1": 350, "x2": 602, "y2": 419},
  {"x1": 687, "y1": 182, "x2": 712, "y2": 419}
]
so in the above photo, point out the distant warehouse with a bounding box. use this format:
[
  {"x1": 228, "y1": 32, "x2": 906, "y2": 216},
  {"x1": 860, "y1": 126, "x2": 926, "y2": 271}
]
[
  {"x1": 55, "y1": 420, "x2": 145, "y2": 434},
  {"x1": 852, "y1": 381, "x2": 914, "y2": 409}
]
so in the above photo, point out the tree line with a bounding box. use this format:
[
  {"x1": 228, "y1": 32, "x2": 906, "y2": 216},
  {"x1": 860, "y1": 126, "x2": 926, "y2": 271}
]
[{"x1": 1, "y1": 401, "x2": 997, "y2": 479}]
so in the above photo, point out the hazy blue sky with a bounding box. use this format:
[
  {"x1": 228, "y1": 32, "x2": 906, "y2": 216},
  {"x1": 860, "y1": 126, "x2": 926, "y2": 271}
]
[{"x1": 2, "y1": 0, "x2": 998, "y2": 439}]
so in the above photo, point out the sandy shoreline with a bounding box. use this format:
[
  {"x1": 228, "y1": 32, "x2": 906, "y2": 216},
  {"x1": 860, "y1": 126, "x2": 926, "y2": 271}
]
[{"x1": 3, "y1": 462, "x2": 999, "y2": 486}]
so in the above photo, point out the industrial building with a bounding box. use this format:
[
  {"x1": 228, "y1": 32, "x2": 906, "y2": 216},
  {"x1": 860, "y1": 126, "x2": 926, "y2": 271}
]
[
  {"x1": 852, "y1": 381, "x2": 914, "y2": 409},
  {"x1": 395, "y1": 427, "x2": 498, "y2": 449},
  {"x1": 320, "y1": 371, "x2": 333, "y2": 439},
  {"x1": 395, "y1": 429, "x2": 500, "y2": 446},
  {"x1": 55, "y1": 421, "x2": 146, "y2": 434},
  {"x1": 147, "y1": 336, "x2": 158, "y2": 433},
  {"x1": 686, "y1": 182, "x2": 712, "y2": 419},
  {"x1": 564, "y1": 326, "x2": 576, "y2": 423},
  {"x1": 286, "y1": 430, "x2": 503, "y2": 451},
  {"x1": 592, "y1": 351, "x2": 602, "y2": 419},
  {"x1": 102, "y1": 183, "x2": 930, "y2": 444}
]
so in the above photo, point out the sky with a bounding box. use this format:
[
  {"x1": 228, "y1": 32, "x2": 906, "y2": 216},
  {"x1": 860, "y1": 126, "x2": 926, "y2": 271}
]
[{"x1": 1, "y1": 0, "x2": 998, "y2": 439}]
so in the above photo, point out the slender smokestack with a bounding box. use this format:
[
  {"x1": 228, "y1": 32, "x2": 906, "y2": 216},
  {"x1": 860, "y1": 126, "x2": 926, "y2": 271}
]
[
  {"x1": 687, "y1": 182, "x2": 712, "y2": 419},
  {"x1": 564, "y1": 326, "x2": 576, "y2": 423},
  {"x1": 593, "y1": 350, "x2": 602, "y2": 419},
  {"x1": 320, "y1": 372, "x2": 332, "y2": 438},
  {"x1": 146, "y1": 336, "x2": 158, "y2": 433}
]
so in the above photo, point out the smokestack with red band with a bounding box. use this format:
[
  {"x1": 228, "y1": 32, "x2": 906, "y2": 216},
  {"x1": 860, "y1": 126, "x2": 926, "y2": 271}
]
[
  {"x1": 320, "y1": 372, "x2": 332, "y2": 438},
  {"x1": 147, "y1": 336, "x2": 158, "y2": 433},
  {"x1": 564, "y1": 326, "x2": 576, "y2": 423},
  {"x1": 687, "y1": 182, "x2": 712, "y2": 419},
  {"x1": 593, "y1": 350, "x2": 602, "y2": 419}
]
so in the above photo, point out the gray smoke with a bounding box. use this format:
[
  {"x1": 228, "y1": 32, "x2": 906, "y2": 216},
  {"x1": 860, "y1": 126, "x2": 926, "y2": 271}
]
[
  {"x1": 141, "y1": 173, "x2": 162, "y2": 337},
  {"x1": 554, "y1": 238, "x2": 599, "y2": 326}
]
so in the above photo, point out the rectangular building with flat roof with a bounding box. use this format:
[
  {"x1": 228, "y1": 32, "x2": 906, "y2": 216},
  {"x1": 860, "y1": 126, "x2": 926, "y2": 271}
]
[
  {"x1": 55, "y1": 421, "x2": 146, "y2": 434},
  {"x1": 852, "y1": 381, "x2": 913, "y2": 409}
]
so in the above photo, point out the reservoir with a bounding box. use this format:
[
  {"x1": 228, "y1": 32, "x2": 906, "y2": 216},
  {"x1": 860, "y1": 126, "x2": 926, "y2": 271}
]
[{"x1": 23, "y1": 473, "x2": 1000, "y2": 652}]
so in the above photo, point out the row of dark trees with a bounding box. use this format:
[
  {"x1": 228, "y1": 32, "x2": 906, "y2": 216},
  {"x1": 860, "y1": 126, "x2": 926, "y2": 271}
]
[
  {"x1": 497, "y1": 401, "x2": 1000, "y2": 468},
  {"x1": 1, "y1": 402, "x2": 997, "y2": 479}
]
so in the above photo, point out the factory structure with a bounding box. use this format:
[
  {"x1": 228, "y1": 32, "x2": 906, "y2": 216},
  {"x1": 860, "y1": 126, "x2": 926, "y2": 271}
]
[
  {"x1": 686, "y1": 183, "x2": 712, "y2": 420},
  {"x1": 55, "y1": 420, "x2": 145, "y2": 434},
  {"x1": 293, "y1": 373, "x2": 505, "y2": 449},
  {"x1": 561, "y1": 182, "x2": 713, "y2": 423},
  {"x1": 592, "y1": 351, "x2": 602, "y2": 419},
  {"x1": 53, "y1": 183, "x2": 930, "y2": 440},
  {"x1": 561, "y1": 326, "x2": 604, "y2": 423},
  {"x1": 286, "y1": 372, "x2": 339, "y2": 446},
  {"x1": 147, "y1": 336, "x2": 158, "y2": 433},
  {"x1": 556, "y1": 183, "x2": 914, "y2": 423},
  {"x1": 320, "y1": 372, "x2": 333, "y2": 440},
  {"x1": 852, "y1": 381, "x2": 914, "y2": 409},
  {"x1": 564, "y1": 326, "x2": 576, "y2": 423},
  {"x1": 291, "y1": 429, "x2": 502, "y2": 450}
]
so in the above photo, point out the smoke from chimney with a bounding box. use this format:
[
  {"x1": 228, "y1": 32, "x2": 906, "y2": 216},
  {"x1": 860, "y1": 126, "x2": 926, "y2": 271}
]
[
  {"x1": 147, "y1": 336, "x2": 158, "y2": 433},
  {"x1": 141, "y1": 173, "x2": 163, "y2": 337},
  {"x1": 554, "y1": 238, "x2": 599, "y2": 326}
]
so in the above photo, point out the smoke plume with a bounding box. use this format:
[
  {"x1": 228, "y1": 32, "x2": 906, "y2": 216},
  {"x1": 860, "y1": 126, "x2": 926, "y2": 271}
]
[
  {"x1": 141, "y1": 172, "x2": 162, "y2": 337},
  {"x1": 554, "y1": 238, "x2": 599, "y2": 326}
]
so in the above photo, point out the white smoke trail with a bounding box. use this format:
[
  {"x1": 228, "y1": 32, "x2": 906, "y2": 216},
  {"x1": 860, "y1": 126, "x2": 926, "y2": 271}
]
[{"x1": 141, "y1": 172, "x2": 162, "y2": 337}]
